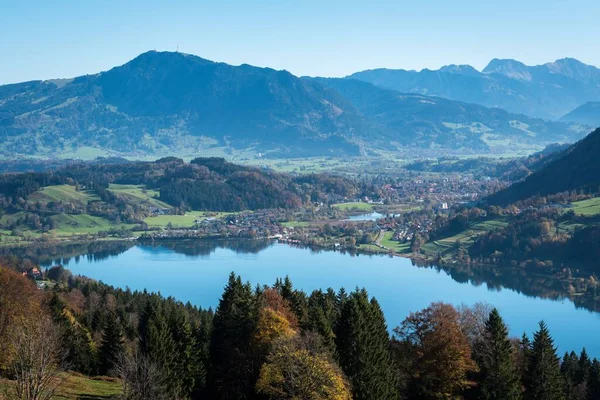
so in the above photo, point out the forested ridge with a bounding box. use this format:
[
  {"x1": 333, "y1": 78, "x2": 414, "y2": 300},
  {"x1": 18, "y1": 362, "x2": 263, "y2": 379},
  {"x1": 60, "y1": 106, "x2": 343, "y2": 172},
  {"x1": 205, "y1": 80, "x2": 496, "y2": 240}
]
[
  {"x1": 0, "y1": 157, "x2": 363, "y2": 230},
  {"x1": 1, "y1": 258, "x2": 598, "y2": 399},
  {"x1": 488, "y1": 127, "x2": 600, "y2": 206}
]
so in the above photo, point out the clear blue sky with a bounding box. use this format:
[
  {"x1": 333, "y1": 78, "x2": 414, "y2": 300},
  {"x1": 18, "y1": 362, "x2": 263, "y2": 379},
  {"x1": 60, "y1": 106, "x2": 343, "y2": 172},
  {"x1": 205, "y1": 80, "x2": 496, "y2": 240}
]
[{"x1": 2, "y1": 0, "x2": 599, "y2": 84}]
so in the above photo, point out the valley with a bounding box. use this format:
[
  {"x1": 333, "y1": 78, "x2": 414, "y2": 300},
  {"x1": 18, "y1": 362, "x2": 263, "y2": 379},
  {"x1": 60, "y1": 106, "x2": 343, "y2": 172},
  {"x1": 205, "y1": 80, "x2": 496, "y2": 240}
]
[{"x1": 2, "y1": 11, "x2": 600, "y2": 397}]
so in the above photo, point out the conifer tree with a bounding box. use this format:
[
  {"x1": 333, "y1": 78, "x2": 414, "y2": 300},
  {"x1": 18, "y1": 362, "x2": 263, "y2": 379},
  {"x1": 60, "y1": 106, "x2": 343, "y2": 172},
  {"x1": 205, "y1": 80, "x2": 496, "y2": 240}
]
[
  {"x1": 279, "y1": 276, "x2": 306, "y2": 323},
  {"x1": 168, "y1": 305, "x2": 202, "y2": 398},
  {"x1": 587, "y1": 359, "x2": 600, "y2": 400},
  {"x1": 306, "y1": 290, "x2": 337, "y2": 354},
  {"x1": 138, "y1": 297, "x2": 178, "y2": 395},
  {"x1": 561, "y1": 351, "x2": 579, "y2": 398},
  {"x1": 208, "y1": 273, "x2": 259, "y2": 399},
  {"x1": 336, "y1": 288, "x2": 398, "y2": 400},
  {"x1": 477, "y1": 309, "x2": 521, "y2": 400},
  {"x1": 577, "y1": 348, "x2": 592, "y2": 385},
  {"x1": 526, "y1": 321, "x2": 565, "y2": 400},
  {"x1": 193, "y1": 309, "x2": 213, "y2": 394},
  {"x1": 519, "y1": 333, "x2": 532, "y2": 386},
  {"x1": 99, "y1": 311, "x2": 124, "y2": 376}
]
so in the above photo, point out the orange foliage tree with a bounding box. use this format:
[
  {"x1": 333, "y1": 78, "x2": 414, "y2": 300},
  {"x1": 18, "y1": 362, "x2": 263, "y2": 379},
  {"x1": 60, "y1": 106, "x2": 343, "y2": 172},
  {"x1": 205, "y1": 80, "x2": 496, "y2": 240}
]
[{"x1": 394, "y1": 302, "x2": 478, "y2": 399}]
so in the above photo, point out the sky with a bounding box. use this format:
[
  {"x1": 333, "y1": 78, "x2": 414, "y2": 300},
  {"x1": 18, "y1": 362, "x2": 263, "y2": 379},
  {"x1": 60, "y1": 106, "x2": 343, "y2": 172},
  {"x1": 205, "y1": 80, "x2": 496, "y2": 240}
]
[{"x1": 1, "y1": 0, "x2": 600, "y2": 84}]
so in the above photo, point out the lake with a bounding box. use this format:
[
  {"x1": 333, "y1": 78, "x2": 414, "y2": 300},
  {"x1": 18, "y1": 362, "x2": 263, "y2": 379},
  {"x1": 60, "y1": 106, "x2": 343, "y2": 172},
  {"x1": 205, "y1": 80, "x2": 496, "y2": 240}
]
[
  {"x1": 41, "y1": 240, "x2": 600, "y2": 357},
  {"x1": 345, "y1": 211, "x2": 384, "y2": 221}
]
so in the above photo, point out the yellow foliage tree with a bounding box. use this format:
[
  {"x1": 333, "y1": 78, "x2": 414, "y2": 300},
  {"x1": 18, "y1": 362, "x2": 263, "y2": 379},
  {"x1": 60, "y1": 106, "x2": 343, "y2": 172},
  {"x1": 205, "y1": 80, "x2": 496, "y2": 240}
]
[
  {"x1": 254, "y1": 307, "x2": 296, "y2": 349},
  {"x1": 256, "y1": 336, "x2": 352, "y2": 400}
]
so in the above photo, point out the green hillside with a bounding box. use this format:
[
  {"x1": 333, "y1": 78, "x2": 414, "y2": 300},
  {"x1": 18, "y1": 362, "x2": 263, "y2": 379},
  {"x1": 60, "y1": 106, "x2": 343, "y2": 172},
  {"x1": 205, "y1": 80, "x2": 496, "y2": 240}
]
[
  {"x1": 108, "y1": 184, "x2": 171, "y2": 209},
  {"x1": 28, "y1": 185, "x2": 99, "y2": 204}
]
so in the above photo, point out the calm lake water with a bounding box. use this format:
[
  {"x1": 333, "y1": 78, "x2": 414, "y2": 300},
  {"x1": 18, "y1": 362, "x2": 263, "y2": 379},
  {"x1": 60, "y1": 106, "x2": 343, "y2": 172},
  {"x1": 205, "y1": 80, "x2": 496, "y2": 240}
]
[
  {"x1": 44, "y1": 241, "x2": 600, "y2": 357},
  {"x1": 345, "y1": 212, "x2": 384, "y2": 221}
]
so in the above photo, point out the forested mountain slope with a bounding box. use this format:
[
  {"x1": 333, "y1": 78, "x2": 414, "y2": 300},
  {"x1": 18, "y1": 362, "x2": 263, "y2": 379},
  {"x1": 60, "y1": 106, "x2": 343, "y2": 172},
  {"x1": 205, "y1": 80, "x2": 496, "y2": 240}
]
[
  {"x1": 0, "y1": 51, "x2": 587, "y2": 158},
  {"x1": 488, "y1": 127, "x2": 600, "y2": 205}
]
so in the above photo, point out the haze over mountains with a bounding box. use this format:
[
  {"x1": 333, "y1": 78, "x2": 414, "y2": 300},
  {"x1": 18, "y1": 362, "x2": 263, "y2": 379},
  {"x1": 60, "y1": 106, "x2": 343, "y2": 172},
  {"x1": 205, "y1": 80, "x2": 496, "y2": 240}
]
[
  {"x1": 0, "y1": 51, "x2": 593, "y2": 159},
  {"x1": 349, "y1": 58, "x2": 600, "y2": 120},
  {"x1": 561, "y1": 101, "x2": 600, "y2": 127}
]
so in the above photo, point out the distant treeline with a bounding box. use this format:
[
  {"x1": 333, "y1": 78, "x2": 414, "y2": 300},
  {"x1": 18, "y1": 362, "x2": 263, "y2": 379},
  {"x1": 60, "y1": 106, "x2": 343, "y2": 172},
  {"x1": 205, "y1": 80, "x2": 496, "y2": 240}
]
[
  {"x1": 430, "y1": 203, "x2": 600, "y2": 278},
  {"x1": 405, "y1": 142, "x2": 570, "y2": 181},
  {"x1": 1, "y1": 259, "x2": 598, "y2": 400}
]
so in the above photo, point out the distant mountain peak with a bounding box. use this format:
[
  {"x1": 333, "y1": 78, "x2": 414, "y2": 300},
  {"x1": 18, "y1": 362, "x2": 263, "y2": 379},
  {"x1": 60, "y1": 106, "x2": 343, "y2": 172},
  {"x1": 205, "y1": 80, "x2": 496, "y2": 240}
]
[
  {"x1": 122, "y1": 50, "x2": 215, "y2": 67},
  {"x1": 438, "y1": 64, "x2": 481, "y2": 77},
  {"x1": 483, "y1": 59, "x2": 532, "y2": 81},
  {"x1": 544, "y1": 57, "x2": 600, "y2": 82}
]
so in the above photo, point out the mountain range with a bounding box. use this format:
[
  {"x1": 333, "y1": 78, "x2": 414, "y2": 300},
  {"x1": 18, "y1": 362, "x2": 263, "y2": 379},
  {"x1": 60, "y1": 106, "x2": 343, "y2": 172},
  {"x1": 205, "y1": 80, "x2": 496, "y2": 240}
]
[
  {"x1": 349, "y1": 58, "x2": 600, "y2": 120},
  {"x1": 0, "y1": 51, "x2": 591, "y2": 159}
]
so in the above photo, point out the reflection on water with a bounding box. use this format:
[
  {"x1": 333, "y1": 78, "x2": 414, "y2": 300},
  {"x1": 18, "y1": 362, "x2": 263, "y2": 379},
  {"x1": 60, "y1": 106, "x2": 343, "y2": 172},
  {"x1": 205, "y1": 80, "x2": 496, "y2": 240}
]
[{"x1": 5, "y1": 239, "x2": 600, "y2": 356}]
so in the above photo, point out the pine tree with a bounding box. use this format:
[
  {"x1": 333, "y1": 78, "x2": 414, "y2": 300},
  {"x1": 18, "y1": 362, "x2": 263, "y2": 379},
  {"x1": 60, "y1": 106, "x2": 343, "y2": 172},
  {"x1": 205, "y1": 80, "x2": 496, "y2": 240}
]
[
  {"x1": 478, "y1": 309, "x2": 521, "y2": 399},
  {"x1": 99, "y1": 311, "x2": 125, "y2": 376},
  {"x1": 561, "y1": 351, "x2": 579, "y2": 398},
  {"x1": 519, "y1": 333, "x2": 532, "y2": 386},
  {"x1": 208, "y1": 272, "x2": 259, "y2": 399},
  {"x1": 526, "y1": 321, "x2": 565, "y2": 400},
  {"x1": 193, "y1": 309, "x2": 213, "y2": 394},
  {"x1": 167, "y1": 305, "x2": 202, "y2": 398},
  {"x1": 576, "y1": 348, "x2": 592, "y2": 385},
  {"x1": 279, "y1": 275, "x2": 306, "y2": 323},
  {"x1": 138, "y1": 297, "x2": 177, "y2": 396},
  {"x1": 306, "y1": 290, "x2": 337, "y2": 354},
  {"x1": 587, "y1": 359, "x2": 600, "y2": 400},
  {"x1": 336, "y1": 288, "x2": 398, "y2": 400}
]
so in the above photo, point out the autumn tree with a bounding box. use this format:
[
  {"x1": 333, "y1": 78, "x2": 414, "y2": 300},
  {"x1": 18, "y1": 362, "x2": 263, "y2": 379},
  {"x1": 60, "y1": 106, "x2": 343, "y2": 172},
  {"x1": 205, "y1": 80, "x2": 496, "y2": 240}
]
[
  {"x1": 5, "y1": 317, "x2": 64, "y2": 400},
  {"x1": 0, "y1": 267, "x2": 42, "y2": 370},
  {"x1": 116, "y1": 348, "x2": 169, "y2": 400},
  {"x1": 253, "y1": 291, "x2": 297, "y2": 351},
  {"x1": 49, "y1": 293, "x2": 97, "y2": 375},
  {"x1": 256, "y1": 334, "x2": 351, "y2": 400},
  {"x1": 394, "y1": 302, "x2": 477, "y2": 399},
  {"x1": 336, "y1": 288, "x2": 398, "y2": 400}
]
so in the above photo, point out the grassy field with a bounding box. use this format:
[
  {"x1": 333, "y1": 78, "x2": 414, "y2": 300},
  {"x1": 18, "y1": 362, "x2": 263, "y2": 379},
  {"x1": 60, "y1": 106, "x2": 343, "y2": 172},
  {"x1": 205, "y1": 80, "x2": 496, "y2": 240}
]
[
  {"x1": 421, "y1": 217, "x2": 509, "y2": 257},
  {"x1": 50, "y1": 214, "x2": 135, "y2": 236},
  {"x1": 144, "y1": 211, "x2": 232, "y2": 228},
  {"x1": 108, "y1": 184, "x2": 171, "y2": 209},
  {"x1": 571, "y1": 197, "x2": 600, "y2": 216},
  {"x1": 357, "y1": 243, "x2": 389, "y2": 254},
  {"x1": 332, "y1": 202, "x2": 374, "y2": 212},
  {"x1": 0, "y1": 372, "x2": 121, "y2": 399},
  {"x1": 380, "y1": 231, "x2": 411, "y2": 253},
  {"x1": 28, "y1": 185, "x2": 99, "y2": 204},
  {"x1": 0, "y1": 211, "x2": 135, "y2": 239}
]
